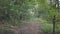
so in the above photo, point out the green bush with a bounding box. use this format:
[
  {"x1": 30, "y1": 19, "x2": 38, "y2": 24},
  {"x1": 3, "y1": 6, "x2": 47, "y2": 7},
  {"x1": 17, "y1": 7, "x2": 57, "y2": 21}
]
[{"x1": 41, "y1": 23, "x2": 53, "y2": 34}]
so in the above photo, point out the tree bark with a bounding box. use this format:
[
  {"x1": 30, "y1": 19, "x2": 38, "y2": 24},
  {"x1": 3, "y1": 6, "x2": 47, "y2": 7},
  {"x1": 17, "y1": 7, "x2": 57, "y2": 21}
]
[{"x1": 53, "y1": 15, "x2": 56, "y2": 34}]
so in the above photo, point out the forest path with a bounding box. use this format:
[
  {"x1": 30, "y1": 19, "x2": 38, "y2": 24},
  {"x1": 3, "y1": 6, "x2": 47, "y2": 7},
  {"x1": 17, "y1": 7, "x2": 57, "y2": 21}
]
[{"x1": 18, "y1": 21, "x2": 42, "y2": 34}]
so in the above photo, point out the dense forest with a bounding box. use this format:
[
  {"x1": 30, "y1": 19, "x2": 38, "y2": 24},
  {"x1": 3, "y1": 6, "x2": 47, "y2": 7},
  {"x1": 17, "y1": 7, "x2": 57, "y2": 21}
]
[{"x1": 0, "y1": 0, "x2": 60, "y2": 34}]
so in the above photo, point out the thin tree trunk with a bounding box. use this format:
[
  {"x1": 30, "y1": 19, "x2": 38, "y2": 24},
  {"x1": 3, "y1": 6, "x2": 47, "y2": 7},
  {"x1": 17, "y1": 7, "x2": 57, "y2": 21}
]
[
  {"x1": 52, "y1": 0, "x2": 59, "y2": 34},
  {"x1": 53, "y1": 15, "x2": 56, "y2": 34}
]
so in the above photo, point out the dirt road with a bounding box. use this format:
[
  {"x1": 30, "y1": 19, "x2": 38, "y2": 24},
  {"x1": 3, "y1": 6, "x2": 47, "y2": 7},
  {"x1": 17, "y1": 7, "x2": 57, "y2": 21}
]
[{"x1": 18, "y1": 22, "x2": 42, "y2": 34}]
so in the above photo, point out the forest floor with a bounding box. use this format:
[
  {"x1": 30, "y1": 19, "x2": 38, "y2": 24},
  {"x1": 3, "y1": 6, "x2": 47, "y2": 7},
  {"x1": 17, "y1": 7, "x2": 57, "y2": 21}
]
[
  {"x1": 16, "y1": 21, "x2": 42, "y2": 34},
  {"x1": 1, "y1": 18, "x2": 44, "y2": 34}
]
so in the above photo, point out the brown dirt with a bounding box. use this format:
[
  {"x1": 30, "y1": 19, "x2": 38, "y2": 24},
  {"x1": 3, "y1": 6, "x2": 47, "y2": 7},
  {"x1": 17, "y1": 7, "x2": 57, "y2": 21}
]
[
  {"x1": 3, "y1": 21, "x2": 42, "y2": 34},
  {"x1": 17, "y1": 21, "x2": 42, "y2": 34}
]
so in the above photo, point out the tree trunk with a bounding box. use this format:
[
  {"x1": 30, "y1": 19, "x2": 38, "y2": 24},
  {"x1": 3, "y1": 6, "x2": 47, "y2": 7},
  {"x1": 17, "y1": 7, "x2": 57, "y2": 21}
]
[{"x1": 53, "y1": 15, "x2": 56, "y2": 34}]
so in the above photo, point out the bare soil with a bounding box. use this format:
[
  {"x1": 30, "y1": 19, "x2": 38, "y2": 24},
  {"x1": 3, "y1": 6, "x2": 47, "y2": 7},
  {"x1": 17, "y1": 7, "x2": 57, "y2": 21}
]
[{"x1": 17, "y1": 21, "x2": 42, "y2": 34}]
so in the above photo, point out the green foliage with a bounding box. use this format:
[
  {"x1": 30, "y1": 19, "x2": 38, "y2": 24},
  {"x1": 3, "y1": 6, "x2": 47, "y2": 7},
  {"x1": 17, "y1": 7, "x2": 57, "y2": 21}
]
[
  {"x1": 0, "y1": 0, "x2": 60, "y2": 34},
  {"x1": 42, "y1": 23, "x2": 53, "y2": 34},
  {"x1": 0, "y1": 0, "x2": 33, "y2": 21}
]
